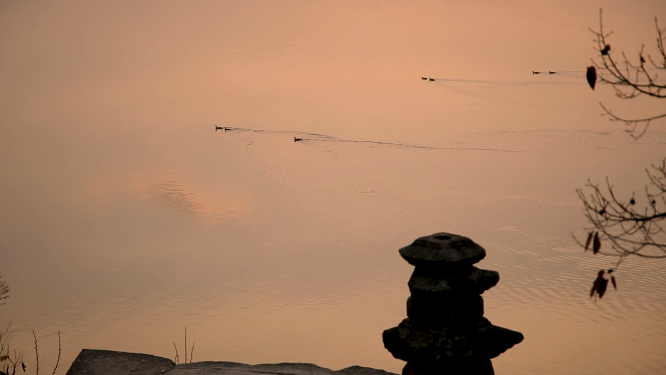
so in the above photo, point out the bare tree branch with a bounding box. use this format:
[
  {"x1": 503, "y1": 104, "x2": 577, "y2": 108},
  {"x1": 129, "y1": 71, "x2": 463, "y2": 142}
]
[
  {"x1": 590, "y1": 9, "x2": 666, "y2": 139},
  {"x1": 578, "y1": 11, "x2": 666, "y2": 298},
  {"x1": 576, "y1": 158, "x2": 666, "y2": 264},
  {"x1": 0, "y1": 274, "x2": 8, "y2": 306}
]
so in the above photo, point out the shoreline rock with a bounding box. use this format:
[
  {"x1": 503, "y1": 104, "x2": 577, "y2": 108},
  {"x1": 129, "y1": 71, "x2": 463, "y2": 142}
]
[{"x1": 65, "y1": 349, "x2": 398, "y2": 375}]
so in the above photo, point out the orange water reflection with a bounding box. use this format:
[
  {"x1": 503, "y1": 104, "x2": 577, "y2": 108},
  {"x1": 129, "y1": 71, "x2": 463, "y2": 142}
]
[{"x1": 1, "y1": 1, "x2": 665, "y2": 374}]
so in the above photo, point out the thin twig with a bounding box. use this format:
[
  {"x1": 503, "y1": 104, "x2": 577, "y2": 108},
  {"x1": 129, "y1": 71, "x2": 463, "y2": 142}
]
[
  {"x1": 172, "y1": 342, "x2": 179, "y2": 364},
  {"x1": 32, "y1": 329, "x2": 38, "y2": 375},
  {"x1": 50, "y1": 331, "x2": 60, "y2": 375}
]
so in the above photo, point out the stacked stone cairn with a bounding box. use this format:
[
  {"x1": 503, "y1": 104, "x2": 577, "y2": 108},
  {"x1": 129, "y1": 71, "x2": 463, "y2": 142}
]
[{"x1": 383, "y1": 233, "x2": 524, "y2": 375}]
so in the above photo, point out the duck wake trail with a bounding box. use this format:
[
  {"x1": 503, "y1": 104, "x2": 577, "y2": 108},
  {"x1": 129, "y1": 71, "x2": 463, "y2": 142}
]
[{"x1": 221, "y1": 127, "x2": 519, "y2": 153}]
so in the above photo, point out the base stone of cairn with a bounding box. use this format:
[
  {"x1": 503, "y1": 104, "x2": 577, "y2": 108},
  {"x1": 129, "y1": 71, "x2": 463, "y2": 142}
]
[{"x1": 383, "y1": 233, "x2": 524, "y2": 375}]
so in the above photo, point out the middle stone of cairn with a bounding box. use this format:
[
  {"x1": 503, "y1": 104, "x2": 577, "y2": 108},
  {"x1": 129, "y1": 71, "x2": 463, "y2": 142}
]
[{"x1": 383, "y1": 233, "x2": 524, "y2": 374}]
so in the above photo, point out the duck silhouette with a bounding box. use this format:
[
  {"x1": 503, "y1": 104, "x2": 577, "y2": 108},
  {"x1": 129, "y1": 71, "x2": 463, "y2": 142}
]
[
  {"x1": 429, "y1": 78, "x2": 435, "y2": 81},
  {"x1": 294, "y1": 137, "x2": 303, "y2": 142},
  {"x1": 215, "y1": 126, "x2": 227, "y2": 132},
  {"x1": 421, "y1": 77, "x2": 427, "y2": 80},
  {"x1": 532, "y1": 71, "x2": 542, "y2": 75},
  {"x1": 548, "y1": 71, "x2": 555, "y2": 74}
]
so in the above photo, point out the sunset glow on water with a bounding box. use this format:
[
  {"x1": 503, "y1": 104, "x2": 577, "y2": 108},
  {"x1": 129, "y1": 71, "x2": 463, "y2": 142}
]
[{"x1": 1, "y1": 1, "x2": 665, "y2": 374}]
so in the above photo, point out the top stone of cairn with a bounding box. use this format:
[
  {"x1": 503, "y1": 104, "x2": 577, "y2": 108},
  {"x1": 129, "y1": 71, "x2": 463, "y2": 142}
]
[{"x1": 399, "y1": 233, "x2": 486, "y2": 267}]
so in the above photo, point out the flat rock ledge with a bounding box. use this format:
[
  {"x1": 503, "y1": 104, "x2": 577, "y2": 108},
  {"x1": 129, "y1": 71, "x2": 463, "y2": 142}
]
[{"x1": 66, "y1": 349, "x2": 398, "y2": 375}]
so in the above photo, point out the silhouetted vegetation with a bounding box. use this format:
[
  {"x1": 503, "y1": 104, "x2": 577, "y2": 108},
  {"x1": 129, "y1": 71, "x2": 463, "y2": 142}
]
[
  {"x1": 172, "y1": 327, "x2": 195, "y2": 365},
  {"x1": 0, "y1": 274, "x2": 61, "y2": 375},
  {"x1": 586, "y1": 8, "x2": 666, "y2": 138},
  {"x1": 578, "y1": 9, "x2": 666, "y2": 299},
  {"x1": 0, "y1": 274, "x2": 8, "y2": 307},
  {"x1": 0, "y1": 327, "x2": 61, "y2": 375}
]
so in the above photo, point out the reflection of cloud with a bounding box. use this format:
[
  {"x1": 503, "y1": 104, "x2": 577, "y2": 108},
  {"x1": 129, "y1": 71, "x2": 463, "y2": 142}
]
[
  {"x1": 83, "y1": 171, "x2": 248, "y2": 226},
  {"x1": 148, "y1": 180, "x2": 247, "y2": 225},
  {"x1": 149, "y1": 181, "x2": 200, "y2": 219}
]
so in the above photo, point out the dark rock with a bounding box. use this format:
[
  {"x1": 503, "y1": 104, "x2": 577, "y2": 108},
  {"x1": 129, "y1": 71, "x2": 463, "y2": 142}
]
[
  {"x1": 338, "y1": 366, "x2": 398, "y2": 375},
  {"x1": 399, "y1": 233, "x2": 486, "y2": 267},
  {"x1": 66, "y1": 349, "x2": 175, "y2": 375},
  {"x1": 382, "y1": 318, "x2": 523, "y2": 366},
  {"x1": 402, "y1": 360, "x2": 494, "y2": 375},
  {"x1": 385, "y1": 233, "x2": 523, "y2": 375},
  {"x1": 66, "y1": 350, "x2": 399, "y2": 375},
  {"x1": 406, "y1": 295, "x2": 484, "y2": 326},
  {"x1": 407, "y1": 267, "x2": 499, "y2": 295},
  {"x1": 165, "y1": 361, "x2": 251, "y2": 375},
  {"x1": 168, "y1": 362, "x2": 337, "y2": 375}
]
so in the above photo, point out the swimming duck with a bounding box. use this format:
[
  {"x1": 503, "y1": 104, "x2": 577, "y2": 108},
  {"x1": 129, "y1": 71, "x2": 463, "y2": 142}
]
[
  {"x1": 429, "y1": 78, "x2": 435, "y2": 81},
  {"x1": 294, "y1": 137, "x2": 302, "y2": 142},
  {"x1": 421, "y1": 77, "x2": 427, "y2": 80}
]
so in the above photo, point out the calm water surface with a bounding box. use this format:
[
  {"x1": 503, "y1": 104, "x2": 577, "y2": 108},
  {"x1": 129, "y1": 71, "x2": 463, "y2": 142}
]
[{"x1": 1, "y1": 1, "x2": 666, "y2": 374}]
